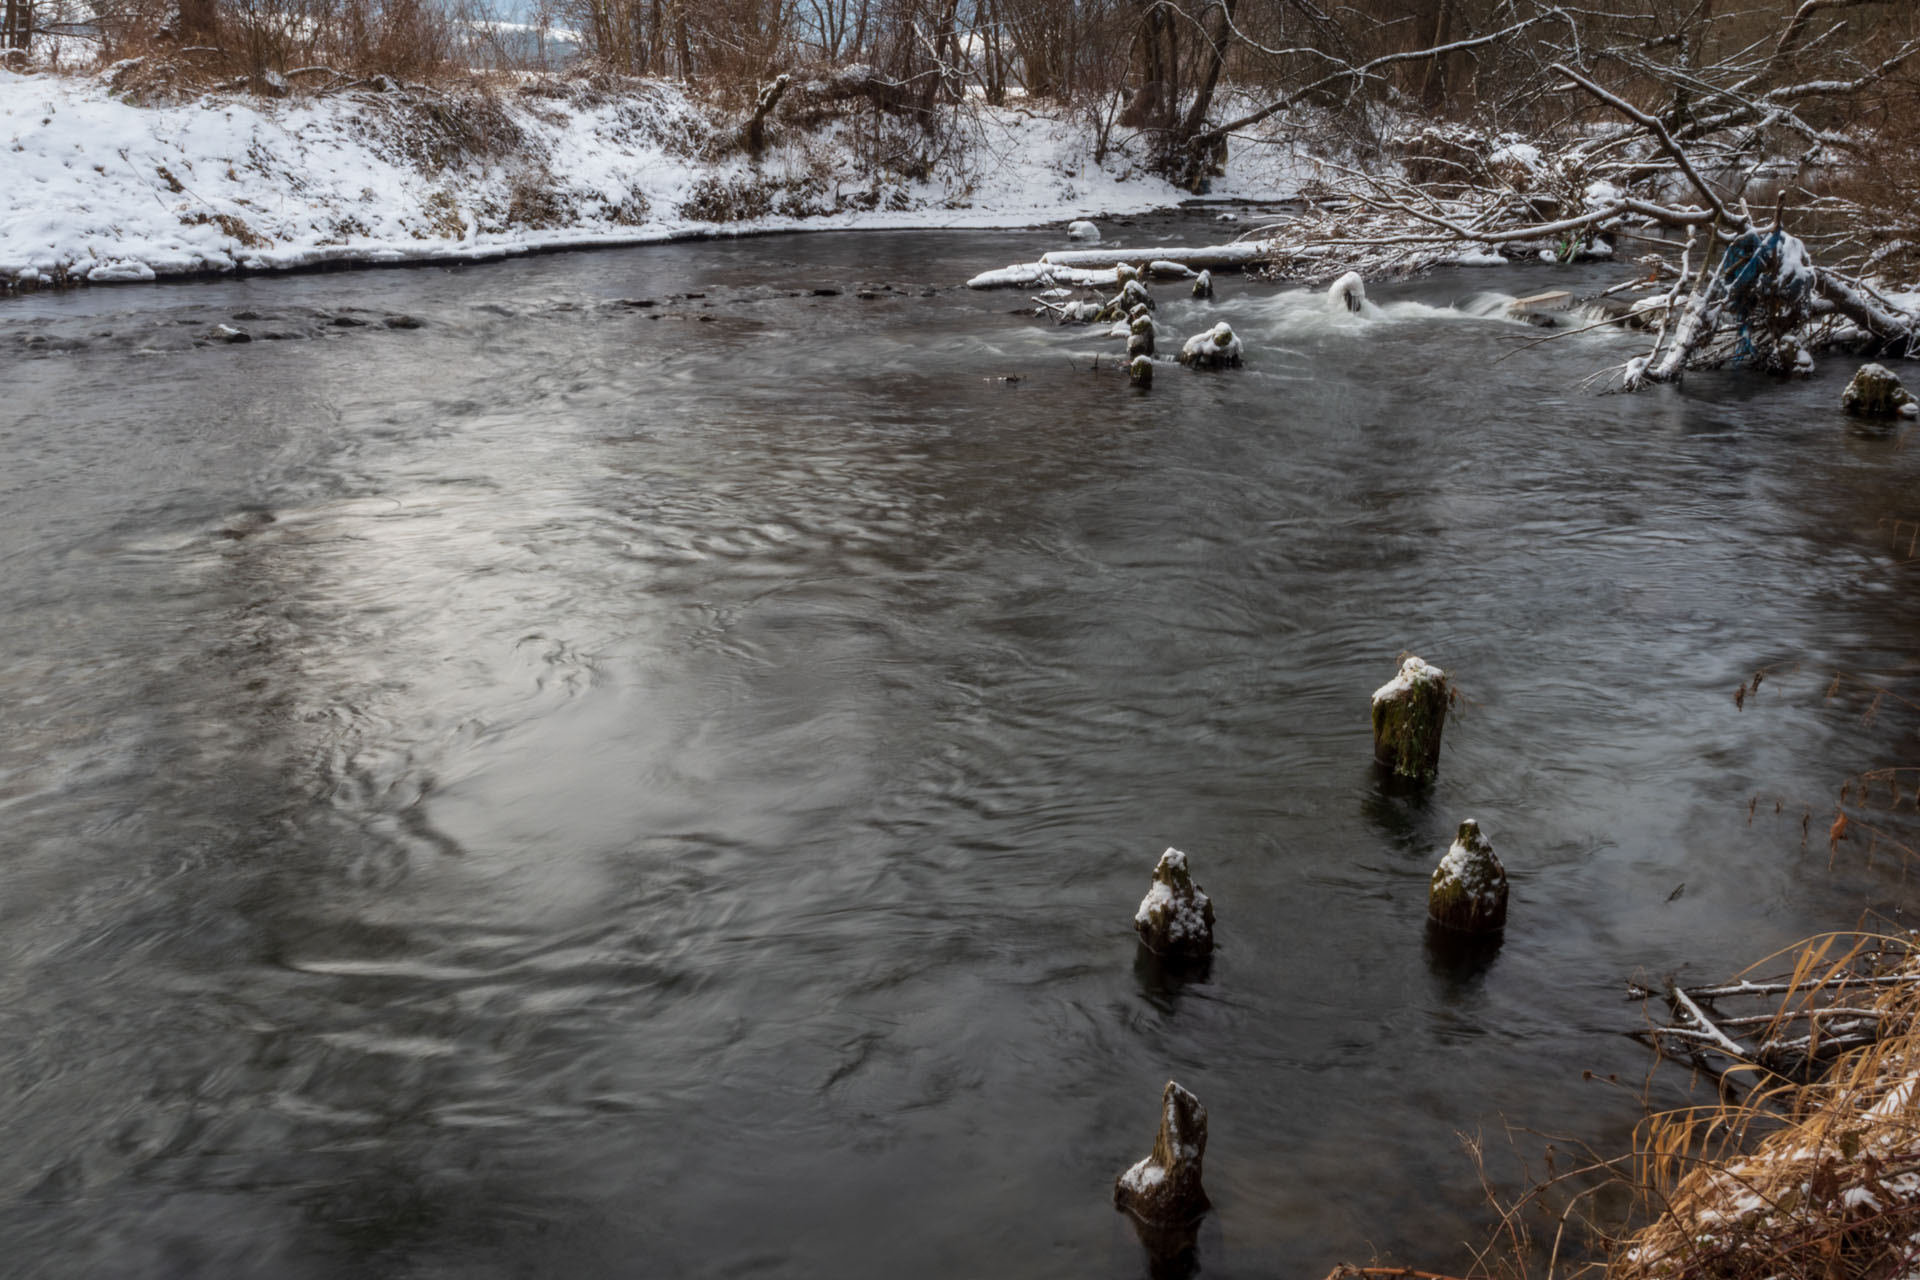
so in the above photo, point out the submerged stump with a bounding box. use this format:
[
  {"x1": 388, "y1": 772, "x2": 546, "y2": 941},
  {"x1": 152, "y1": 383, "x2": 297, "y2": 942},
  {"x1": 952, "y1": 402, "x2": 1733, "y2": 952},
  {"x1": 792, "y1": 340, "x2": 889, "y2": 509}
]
[
  {"x1": 1370, "y1": 654, "x2": 1449, "y2": 782},
  {"x1": 1127, "y1": 316, "x2": 1156, "y2": 360},
  {"x1": 1191, "y1": 269, "x2": 1213, "y2": 300},
  {"x1": 1115, "y1": 1081, "x2": 1210, "y2": 1226},
  {"x1": 1177, "y1": 323, "x2": 1241, "y2": 369},
  {"x1": 1129, "y1": 354, "x2": 1154, "y2": 387},
  {"x1": 1427, "y1": 818, "x2": 1508, "y2": 933},
  {"x1": 1134, "y1": 847, "x2": 1213, "y2": 957},
  {"x1": 1841, "y1": 363, "x2": 1919, "y2": 418}
]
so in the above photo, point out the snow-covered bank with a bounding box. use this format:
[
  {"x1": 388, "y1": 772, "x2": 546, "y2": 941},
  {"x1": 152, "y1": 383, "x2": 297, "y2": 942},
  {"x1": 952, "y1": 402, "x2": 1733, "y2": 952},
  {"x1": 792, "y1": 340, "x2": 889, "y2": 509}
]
[{"x1": 0, "y1": 67, "x2": 1317, "y2": 290}]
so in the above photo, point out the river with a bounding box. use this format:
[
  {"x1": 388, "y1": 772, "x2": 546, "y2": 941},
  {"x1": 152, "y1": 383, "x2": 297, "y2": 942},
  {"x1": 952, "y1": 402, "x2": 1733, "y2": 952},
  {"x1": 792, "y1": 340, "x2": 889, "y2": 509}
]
[{"x1": 3, "y1": 218, "x2": 1918, "y2": 1277}]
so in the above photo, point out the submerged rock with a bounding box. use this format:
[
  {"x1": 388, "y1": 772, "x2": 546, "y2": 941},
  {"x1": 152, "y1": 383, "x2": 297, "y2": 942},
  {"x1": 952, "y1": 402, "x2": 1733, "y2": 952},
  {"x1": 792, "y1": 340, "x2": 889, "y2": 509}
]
[
  {"x1": 1841, "y1": 363, "x2": 1919, "y2": 418},
  {"x1": 209, "y1": 324, "x2": 251, "y2": 343},
  {"x1": 1134, "y1": 847, "x2": 1213, "y2": 957},
  {"x1": 1191, "y1": 269, "x2": 1213, "y2": 300},
  {"x1": 1428, "y1": 819, "x2": 1509, "y2": 933},
  {"x1": 1328, "y1": 270, "x2": 1366, "y2": 314},
  {"x1": 1177, "y1": 322, "x2": 1241, "y2": 369},
  {"x1": 1370, "y1": 654, "x2": 1449, "y2": 782},
  {"x1": 1129, "y1": 354, "x2": 1154, "y2": 387},
  {"x1": 1115, "y1": 1081, "x2": 1210, "y2": 1226}
]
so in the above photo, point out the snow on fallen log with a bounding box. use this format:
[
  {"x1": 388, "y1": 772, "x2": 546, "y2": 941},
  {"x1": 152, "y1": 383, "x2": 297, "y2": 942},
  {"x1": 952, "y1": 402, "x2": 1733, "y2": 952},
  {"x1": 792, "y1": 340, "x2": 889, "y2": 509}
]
[
  {"x1": 967, "y1": 240, "x2": 1277, "y2": 290},
  {"x1": 1037, "y1": 240, "x2": 1279, "y2": 270},
  {"x1": 965, "y1": 262, "x2": 1119, "y2": 290}
]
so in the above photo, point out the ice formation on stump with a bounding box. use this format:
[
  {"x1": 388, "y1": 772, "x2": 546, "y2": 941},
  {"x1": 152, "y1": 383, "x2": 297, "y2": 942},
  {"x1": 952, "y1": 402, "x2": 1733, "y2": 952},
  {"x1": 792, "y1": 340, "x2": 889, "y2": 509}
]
[
  {"x1": 1127, "y1": 315, "x2": 1155, "y2": 360},
  {"x1": 1056, "y1": 300, "x2": 1102, "y2": 325},
  {"x1": 1428, "y1": 819, "x2": 1509, "y2": 933},
  {"x1": 1129, "y1": 355, "x2": 1154, "y2": 387},
  {"x1": 1178, "y1": 322, "x2": 1242, "y2": 369},
  {"x1": 1115, "y1": 1081, "x2": 1210, "y2": 1226},
  {"x1": 1134, "y1": 847, "x2": 1214, "y2": 957},
  {"x1": 1371, "y1": 654, "x2": 1449, "y2": 782},
  {"x1": 1067, "y1": 220, "x2": 1101, "y2": 242},
  {"x1": 1841, "y1": 363, "x2": 1919, "y2": 418},
  {"x1": 1328, "y1": 271, "x2": 1367, "y2": 314},
  {"x1": 1191, "y1": 269, "x2": 1213, "y2": 299}
]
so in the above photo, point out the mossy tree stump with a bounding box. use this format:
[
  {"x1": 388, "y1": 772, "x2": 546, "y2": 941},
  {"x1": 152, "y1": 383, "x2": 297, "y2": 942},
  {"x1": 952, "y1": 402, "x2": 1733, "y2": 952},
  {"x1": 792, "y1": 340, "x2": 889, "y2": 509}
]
[
  {"x1": 1841, "y1": 363, "x2": 1919, "y2": 418},
  {"x1": 1128, "y1": 355, "x2": 1154, "y2": 387},
  {"x1": 1371, "y1": 654, "x2": 1449, "y2": 782},
  {"x1": 1428, "y1": 818, "x2": 1508, "y2": 934},
  {"x1": 1127, "y1": 315, "x2": 1155, "y2": 360},
  {"x1": 1115, "y1": 1080, "x2": 1210, "y2": 1226}
]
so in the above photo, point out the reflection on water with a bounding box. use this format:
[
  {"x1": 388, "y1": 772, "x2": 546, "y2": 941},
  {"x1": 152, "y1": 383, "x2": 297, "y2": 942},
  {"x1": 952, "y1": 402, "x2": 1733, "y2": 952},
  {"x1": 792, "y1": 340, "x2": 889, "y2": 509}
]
[{"x1": 2, "y1": 222, "x2": 1919, "y2": 1278}]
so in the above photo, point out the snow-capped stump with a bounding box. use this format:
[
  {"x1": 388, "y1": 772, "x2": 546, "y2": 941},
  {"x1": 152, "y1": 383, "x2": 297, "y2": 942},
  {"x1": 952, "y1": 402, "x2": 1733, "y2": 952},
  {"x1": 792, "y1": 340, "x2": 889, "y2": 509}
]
[
  {"x1": 1067, "y1": 220, "x2": 1102, "y2": 242},
  {"x1": 1121, "y1": 278, "x2": 1154, "y2": 312},
  {"x1": 1328, "y1": 271, "x2": 1367, "y2": 313},
  {"x1": 1370, "y1": 654, "x2": 1450, "y2": 782},
  {"x1": 1134, "y1": 847, "x2": 1214, "y2": 958},
  {"x1": 1115, "y1": 1081, "x2": 1211, "y2": 1227},
  {"x1": 1428, "y1": 819, "x2": 1509, "y2": 934},
  {"x1": 1127, "y1": 315, "x2": 1155, "y2": 360},
  {"x1": 1178, "y1": 322, "x2": 1242, "y2": 369},
  {"x1": 1191, "y1": 269, "x2": 1213, "y2": 300},
  {"x1": 1129, "y1": 354, "x2": 1154, "y2": 387},
  {"x1": 1841, "y1": 363, "x2": 1919, "y2": 418}
]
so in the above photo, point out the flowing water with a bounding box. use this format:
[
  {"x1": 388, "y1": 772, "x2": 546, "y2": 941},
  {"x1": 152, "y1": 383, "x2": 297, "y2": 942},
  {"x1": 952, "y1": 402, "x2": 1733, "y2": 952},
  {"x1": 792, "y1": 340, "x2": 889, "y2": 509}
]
[{"x1": 4, "y1": 218, "x2": 1919, "y2": 1278}]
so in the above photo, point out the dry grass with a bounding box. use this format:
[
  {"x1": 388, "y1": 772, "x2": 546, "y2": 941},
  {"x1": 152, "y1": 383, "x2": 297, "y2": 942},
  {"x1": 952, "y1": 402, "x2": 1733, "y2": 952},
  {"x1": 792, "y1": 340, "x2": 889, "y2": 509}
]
[{"x1": 1611, "y1": 933, "x2": 1920, "y2": 1280}]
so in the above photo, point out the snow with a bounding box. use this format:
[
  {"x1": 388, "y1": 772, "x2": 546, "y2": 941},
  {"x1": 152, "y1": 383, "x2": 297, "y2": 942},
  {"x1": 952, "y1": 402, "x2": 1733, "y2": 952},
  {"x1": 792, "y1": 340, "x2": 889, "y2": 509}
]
[
  {"x1": 1448, "y1": 247, "x2": 1509, "y2": 267},
  {"x1": 0, "y1": 68, "x2": 1321, "y2": 288},
  {"x1": 1327, "y1": 270, "x2": 1366, "y2": 312},
  {"x1": 1066, "y1": 219, "x2": 1101, "y2": 241},
  {"x1": 1488, "y1": 139, "x2": 1542, "y2": 170},
  {"x1": 1371, "y1": 655, "x2": 1444, "y2": 705},
  {"x1": 1118, "y1": 1156, "x2": 1166, "y2": 1192}
]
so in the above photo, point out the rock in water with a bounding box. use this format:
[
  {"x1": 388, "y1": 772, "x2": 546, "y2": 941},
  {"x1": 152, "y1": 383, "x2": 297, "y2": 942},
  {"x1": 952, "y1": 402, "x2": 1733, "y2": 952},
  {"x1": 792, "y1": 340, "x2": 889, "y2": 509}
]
[
  {"x1": 1127, "y1": 316, "x2": 1155, "y2": 359},
  {"x1": 1115, "y1": 1081, "x2": 1210, "y2": 1226},
  {"x1": 1370, "y1": 654, "x2": 1449, "y2": 782},
  {"x1": 1177, "y1": 322, "x2": 1242, "y2": 369},
  {"x1": 1327, "y1": 270, "x2": 1367, "y2": 314},
  {"x1": 1134, "y1": 847, "x2": 1213, "y2": 957},
  {"x1": 1129, "y1": 355, "x2": 1154, "y2": 387},
  {"x1": 1428, "y1": 819, "x2": 1509, "y2": 933},
  {"x1": 1191, "y1": 269, "x2": 1213, "y2": 299},
  {"x1": 1067, "y1": 220, "x2": 1102, "y2": 242},
  {"x1": 1841, "y1": 363, "x2": 1920, "y2": 418}
]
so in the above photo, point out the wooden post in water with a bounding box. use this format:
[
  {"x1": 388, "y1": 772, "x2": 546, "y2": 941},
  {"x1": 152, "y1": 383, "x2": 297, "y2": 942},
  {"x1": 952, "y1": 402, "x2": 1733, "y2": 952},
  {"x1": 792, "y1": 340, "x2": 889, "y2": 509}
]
[
  {"x1": 1371, "y1": 654, "x2": 1450, "y2": 782},
  {"x1": 1115, "y1": 1081, "x2": 1210, "y2": 1225},
  {"x1": 1428, "y1": 818, "x2": 1508, "y2": 933}
]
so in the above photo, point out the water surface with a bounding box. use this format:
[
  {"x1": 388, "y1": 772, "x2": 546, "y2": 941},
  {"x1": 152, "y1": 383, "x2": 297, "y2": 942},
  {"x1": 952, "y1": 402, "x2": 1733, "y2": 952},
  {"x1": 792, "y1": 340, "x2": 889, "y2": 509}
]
[{"x1": 3, "y1": 222, "x2": 1919, "y2": 1277}]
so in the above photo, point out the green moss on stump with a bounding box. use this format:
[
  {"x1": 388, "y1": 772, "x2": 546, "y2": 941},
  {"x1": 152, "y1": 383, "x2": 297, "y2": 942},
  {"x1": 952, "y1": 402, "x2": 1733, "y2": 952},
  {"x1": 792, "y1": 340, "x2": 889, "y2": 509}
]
[{"x1": 1371, "y1": 655, "x2": 1450, "y2": 782}]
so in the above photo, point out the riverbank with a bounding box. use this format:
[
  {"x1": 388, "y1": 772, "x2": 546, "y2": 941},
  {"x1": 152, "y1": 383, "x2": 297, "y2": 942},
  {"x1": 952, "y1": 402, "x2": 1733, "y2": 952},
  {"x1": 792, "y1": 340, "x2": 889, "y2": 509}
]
[{"x1": 0, "y1": 65, "x2": 1321, "y2": 291}]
